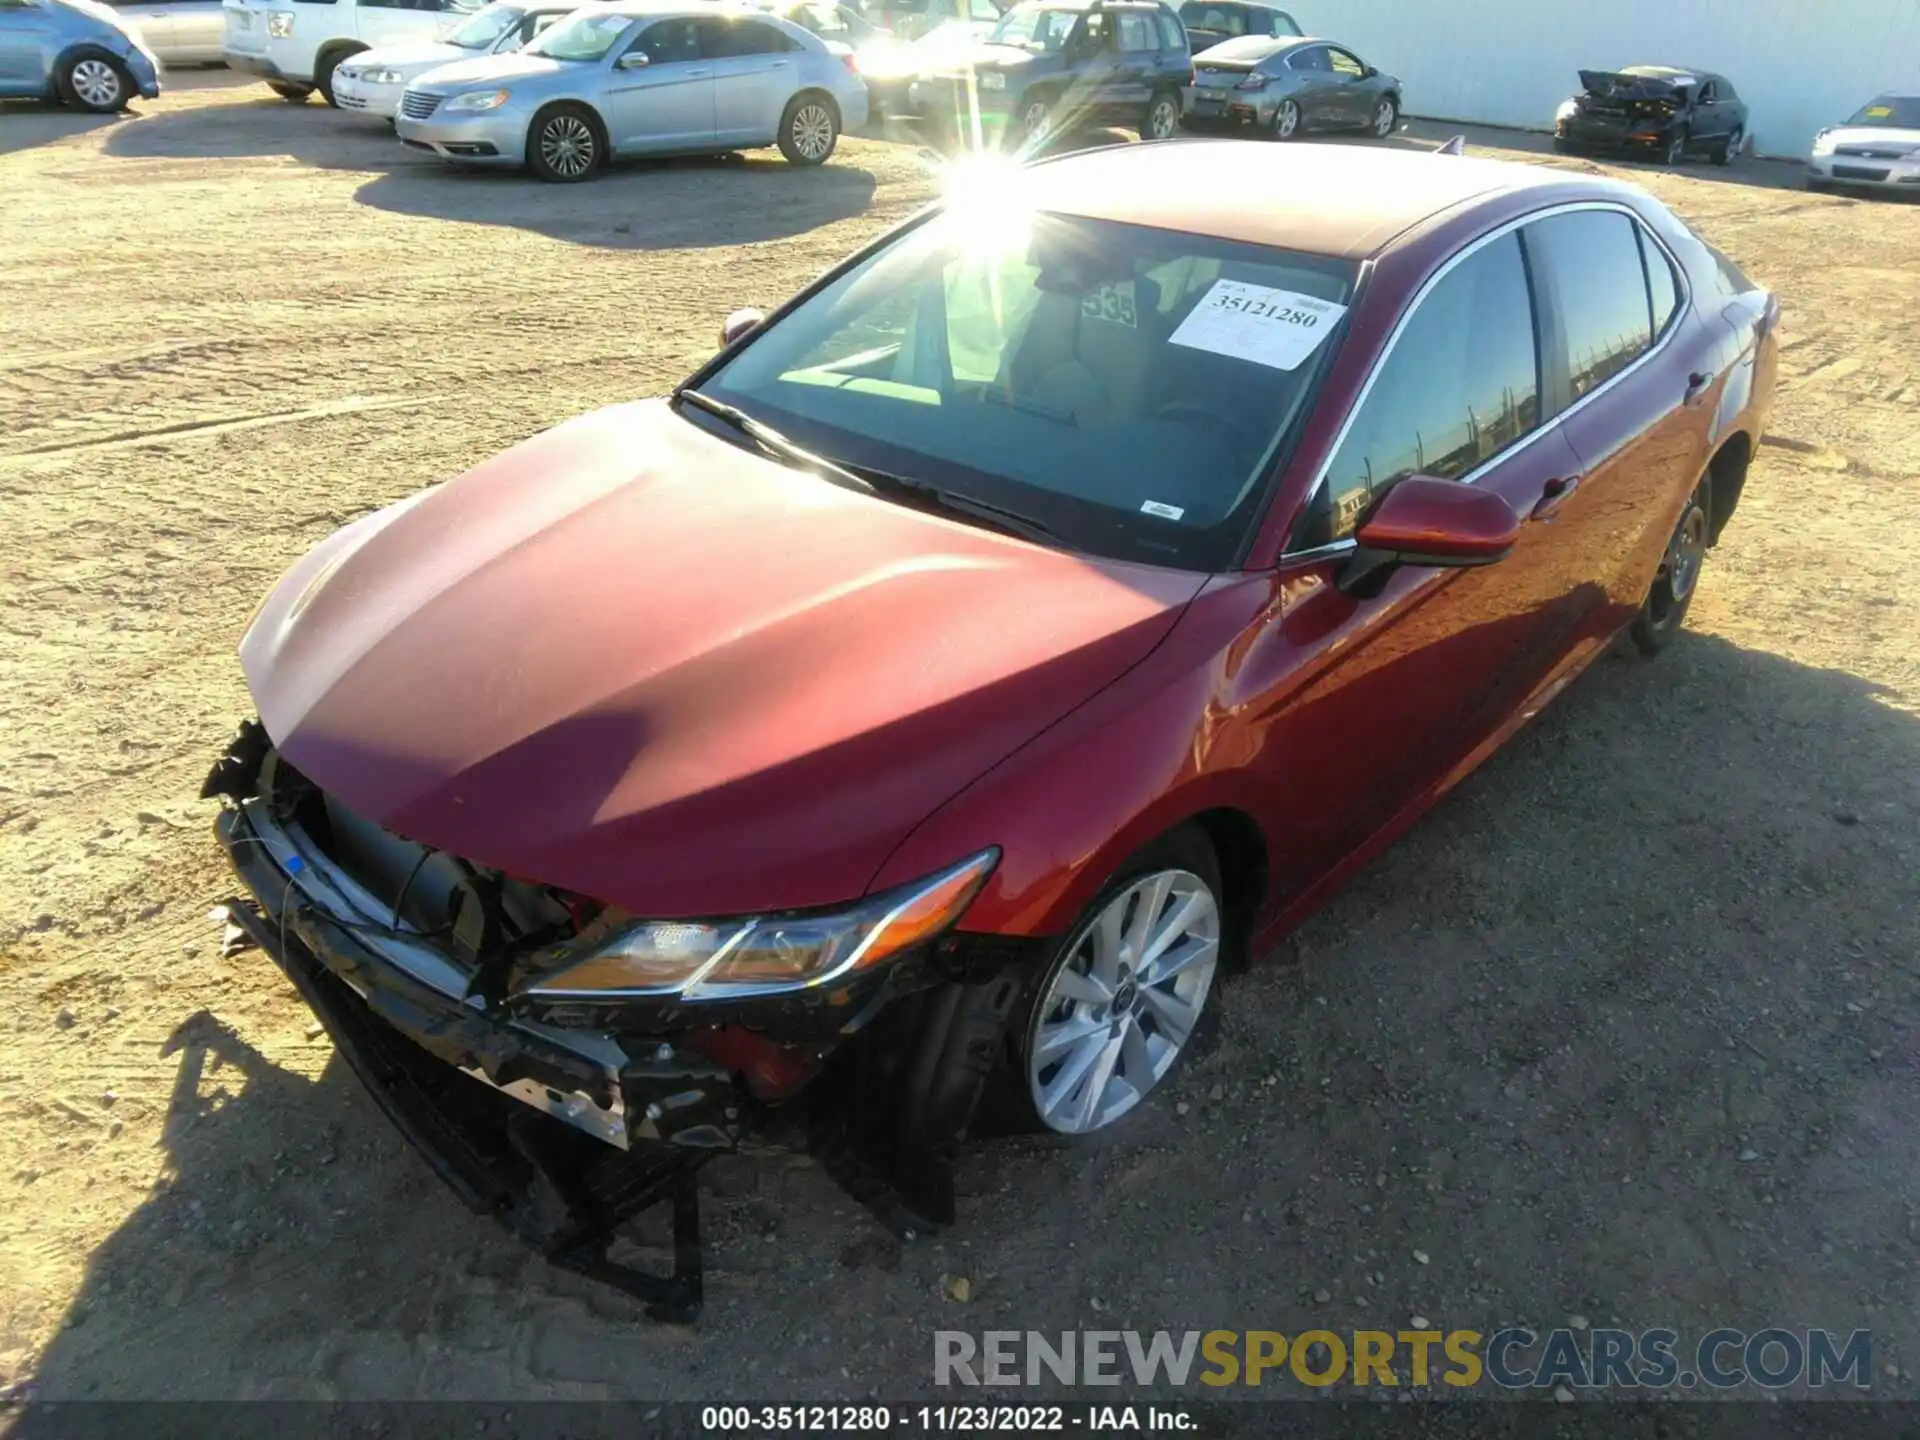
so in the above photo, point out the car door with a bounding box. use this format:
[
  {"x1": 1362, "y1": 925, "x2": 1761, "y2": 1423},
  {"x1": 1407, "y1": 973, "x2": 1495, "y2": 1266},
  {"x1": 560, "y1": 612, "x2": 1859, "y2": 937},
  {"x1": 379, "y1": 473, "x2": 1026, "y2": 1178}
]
[
  {"x1": 165, "y1": 0, "x2": 228, "y2": 62},
  {"x1": 1522, "y1": 206, "x2": 1716, "y2": 637},
  {"x1": 0, "y1": 0, "x2": 55, "y2": 92},
  {"x1": 1110, "y1": 9, "x2": 1157, "y2": 115},
  {"x1": 1322, "y1": 44, "x2": 1368, "y2": 126},
  {"x1": 699, "y1": 14, "x2": 797, "y2": 144},
  {"x1": 1283, "y1": 42, "x2": 1335, "y2": 128},
  {"x1": 1243, "y1": 228, "x2": 1591, "y2": 903},
  {"x1": 111, "y1": 0, "x2": 172, "y2": 60},
  {"x1": 605, "y1": 15, "x2": 715, "y2": 151}
]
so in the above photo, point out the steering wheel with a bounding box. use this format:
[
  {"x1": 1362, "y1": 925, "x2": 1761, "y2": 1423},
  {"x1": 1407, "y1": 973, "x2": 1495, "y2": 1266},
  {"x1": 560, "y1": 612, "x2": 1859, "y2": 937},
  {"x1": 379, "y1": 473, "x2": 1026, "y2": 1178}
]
[{"x1": 1151, "y1": 398, "x2": 1257, "y2": 452}]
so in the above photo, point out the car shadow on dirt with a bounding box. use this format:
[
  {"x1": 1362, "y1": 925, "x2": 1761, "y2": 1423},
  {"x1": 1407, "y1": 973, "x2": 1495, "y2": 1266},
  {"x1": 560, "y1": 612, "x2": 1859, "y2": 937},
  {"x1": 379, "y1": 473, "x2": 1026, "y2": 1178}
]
[
  {"x1": 353, "y1": 152, "x2": 880, "y2": 250},
  {"x1": 0, "y1": 102, "x2": 121, "y2": 158},
  {"x1": 15, "y1": 633, "x2": 1920, "y2": 1402},
  {"x1": 101, "y1": 93, "x2": 427, "y2": 172}
]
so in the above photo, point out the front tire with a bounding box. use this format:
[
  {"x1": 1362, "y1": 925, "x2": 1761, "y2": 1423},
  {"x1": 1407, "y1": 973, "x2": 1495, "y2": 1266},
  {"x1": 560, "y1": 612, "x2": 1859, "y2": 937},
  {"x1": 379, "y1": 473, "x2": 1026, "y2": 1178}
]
[
  {"x1": 527, "y1": 103, "x2": 603, "y2": 182},
  {"x1": 63, "y1": 54, "x2": 131, "y2": 113},
  {"x1": 1660, "y1": 126, "x2": 1688, "y2": 166},
  {"x1": 1369, "y1": 94, "x2": 1398, "y2": 138},
  {"x1": 1140, "y1": 88, "x2": 1179, "y2": 142},
  {"x1": 777, "y1": 92, "x2": 839, "y2": 165},
  {"x1": 1630, "y1": 482, "x2": 1710, "y2": 655},
  {"x1": 1272, "y1": 98, "x2": 1301, "y2": 141},
  {"x1": 267, "y1": 80, "x2": 313, "y2": 102},
  {"x1": 313, "y1": 48, "x2": 358, "y2": 108},
  {"x1": 1713, "y1": 124, "x2": 1744, "y2": 166},
  {"x1": 1014, "y1": 827, "x2": 1225, "y2": 1137},
  {"x1": 1007, "y1": 93, "x2": 1054, "y2": 152}
]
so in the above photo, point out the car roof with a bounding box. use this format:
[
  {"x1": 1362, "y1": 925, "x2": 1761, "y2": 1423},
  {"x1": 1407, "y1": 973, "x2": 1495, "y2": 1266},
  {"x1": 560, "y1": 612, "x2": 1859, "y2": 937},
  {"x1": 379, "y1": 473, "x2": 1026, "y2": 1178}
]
[
  {"x1": 1621, "y1": 64, "x2": 1716, "y2": 82},
  {"x1": 1022, "y1": 140, "x2": 1589, "y2": 260}
]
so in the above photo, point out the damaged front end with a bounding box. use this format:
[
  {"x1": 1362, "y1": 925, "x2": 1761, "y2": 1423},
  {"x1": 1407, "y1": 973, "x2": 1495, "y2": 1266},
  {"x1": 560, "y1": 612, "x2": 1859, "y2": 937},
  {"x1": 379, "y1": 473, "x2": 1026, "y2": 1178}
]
[{"x1": 203, "y1": 719, "x2": 1036, "y2": 1320}]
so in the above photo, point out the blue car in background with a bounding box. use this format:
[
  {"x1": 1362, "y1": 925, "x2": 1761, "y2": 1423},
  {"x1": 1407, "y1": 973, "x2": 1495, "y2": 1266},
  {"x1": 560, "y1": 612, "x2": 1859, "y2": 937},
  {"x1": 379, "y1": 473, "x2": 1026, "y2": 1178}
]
[{"x1": 0, "y1": 0, "x2": 161, "y2": 111}]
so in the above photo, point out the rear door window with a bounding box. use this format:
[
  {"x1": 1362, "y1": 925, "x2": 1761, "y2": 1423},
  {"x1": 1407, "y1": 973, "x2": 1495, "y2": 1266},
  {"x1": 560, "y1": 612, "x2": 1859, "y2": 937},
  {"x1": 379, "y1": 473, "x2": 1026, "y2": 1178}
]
[
  {"x1": 1638, "y1": 226, "x2": 1680, "y2": 336},
  {"x1": 1293, "y1": 231, "x2": 1541, "y2": 551},
  {"x1": 1117, "y1": 11, "x2": 1154, "y2": 50},
  {"x1": 1523, "y1": 209, "x2": 1654, "y2": 402}
]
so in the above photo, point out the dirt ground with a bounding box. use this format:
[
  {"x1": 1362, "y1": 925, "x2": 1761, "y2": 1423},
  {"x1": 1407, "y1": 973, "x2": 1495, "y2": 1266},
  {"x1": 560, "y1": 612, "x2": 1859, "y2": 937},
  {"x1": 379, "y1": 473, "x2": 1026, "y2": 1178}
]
[{"x1": 1, "y1": 72, "x2": 1917, "y2": 1405}]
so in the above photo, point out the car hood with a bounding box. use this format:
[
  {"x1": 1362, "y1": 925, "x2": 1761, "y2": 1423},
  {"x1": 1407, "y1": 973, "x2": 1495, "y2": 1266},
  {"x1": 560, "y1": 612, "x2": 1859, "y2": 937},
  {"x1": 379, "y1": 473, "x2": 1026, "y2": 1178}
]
[
  {"x1": 353, "y1": 40, "x2": 467, "y2": 71},
  {"x1": 240, "y1": 399, "x2": 1205, "y2": 918},
  {"x1": 1819, "y1": 124, "x2": 1920, "y2": 152},
  {"x1": 937, "y1": 43, "x2": 1039, "y2": 74},
  {"x1": 58, "y1": 0, "x2": 143, "y2": 46},
  {"x1": 1577, "y1": 68, "x2": 1690, "y2": 101},
  {"x1": 411, "y1": 50, "x2": 566, "y2": 90}
]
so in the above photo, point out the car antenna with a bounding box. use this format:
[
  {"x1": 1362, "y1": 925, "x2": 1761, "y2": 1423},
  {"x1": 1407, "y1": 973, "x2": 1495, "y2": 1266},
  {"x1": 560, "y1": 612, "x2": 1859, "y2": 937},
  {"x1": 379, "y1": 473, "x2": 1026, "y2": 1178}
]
[{"x1": 1436, "y1": 134, "x2": 1466, "y2": 155}]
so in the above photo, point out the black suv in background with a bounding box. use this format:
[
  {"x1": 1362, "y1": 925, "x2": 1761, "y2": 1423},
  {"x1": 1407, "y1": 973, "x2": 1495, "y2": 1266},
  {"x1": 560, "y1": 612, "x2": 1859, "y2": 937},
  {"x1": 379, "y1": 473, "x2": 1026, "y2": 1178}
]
[
  {"x1": 907, "y1": 0, "x2": 1193, "y2": 147},
  {"x1": 1554, "y1": 66, "x2": 1750, "y2": 166}
]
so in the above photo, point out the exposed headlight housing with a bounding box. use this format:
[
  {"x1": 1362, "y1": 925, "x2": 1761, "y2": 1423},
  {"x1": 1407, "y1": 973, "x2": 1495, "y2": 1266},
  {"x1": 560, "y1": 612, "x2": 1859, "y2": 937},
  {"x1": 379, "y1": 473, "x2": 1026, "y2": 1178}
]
[
  {"x1": 520, "y1": 849, "x2": 1000, "y2": 1001},
  {"x1": 977, "y1": 70, "x2": 1006, "y2": 91},
  {"x1": 1554, "y1": 98, "x2": 1579, "y2": 123},
  {"x1": 362, "y1": 67, "x2": 405, "y2": 84},
  {"x1": 444, "y1": 87, "x2": 511, "y2": 112},
  {"x1": 1810, "y1": 128, "x2": 1837, "y2": 156}
]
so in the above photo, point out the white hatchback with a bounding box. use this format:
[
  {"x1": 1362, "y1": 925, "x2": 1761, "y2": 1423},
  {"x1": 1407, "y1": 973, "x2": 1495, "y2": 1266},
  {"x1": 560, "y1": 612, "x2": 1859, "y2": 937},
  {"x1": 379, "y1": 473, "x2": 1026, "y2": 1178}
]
[
  {"x1": 223, "y1": 0, "x2": 482, "y2": 104},
  {"x1": 331, "y1": 0, "x2": 576, "y2": 118}
]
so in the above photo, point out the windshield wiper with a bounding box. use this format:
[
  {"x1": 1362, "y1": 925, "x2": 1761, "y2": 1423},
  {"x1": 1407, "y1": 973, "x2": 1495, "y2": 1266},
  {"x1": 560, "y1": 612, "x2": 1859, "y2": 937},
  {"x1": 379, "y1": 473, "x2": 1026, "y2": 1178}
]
[
  {"x1": 982, "y1": 388, "x2": 1078, "y2": 427},
  {"x1": 870, "y1": 475, "x2": 1064, "y2": 547},
  {"x1": 672, "y1": 389, "x2": 875, "y2": 497}
]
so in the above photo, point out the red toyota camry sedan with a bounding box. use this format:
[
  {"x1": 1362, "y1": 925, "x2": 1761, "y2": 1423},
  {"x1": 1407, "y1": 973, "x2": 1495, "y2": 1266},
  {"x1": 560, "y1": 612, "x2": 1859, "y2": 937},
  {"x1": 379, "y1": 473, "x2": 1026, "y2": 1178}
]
[{"x1": 207, "y1": 141, "x2": 1777, "y2": 1307}]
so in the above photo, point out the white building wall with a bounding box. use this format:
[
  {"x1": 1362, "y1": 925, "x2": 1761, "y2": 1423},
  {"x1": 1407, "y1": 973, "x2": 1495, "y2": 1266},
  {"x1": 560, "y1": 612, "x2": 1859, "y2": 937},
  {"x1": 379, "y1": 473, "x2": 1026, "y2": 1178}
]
[{"x1": 1296, "y1": 0, "x2": 1920, "y2": 158}]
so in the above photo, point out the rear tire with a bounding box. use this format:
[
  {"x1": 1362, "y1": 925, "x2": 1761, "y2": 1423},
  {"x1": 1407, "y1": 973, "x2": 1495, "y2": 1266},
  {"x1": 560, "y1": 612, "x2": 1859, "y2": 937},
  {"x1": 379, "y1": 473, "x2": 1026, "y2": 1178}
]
[
  {"x1": 1139, "y1": 88, "x2": 1179, "y2": 142},
  {"x1": 267, "y1": 80, "x2": 313, "y2": 102},
  {"x1": 62, "y1": 54, "x2": 131, "y2": 113},
  {"x1": 526, "y1": 103, "x2": 604, "y2": 182},
  {"x1": 777, "y1": 92, "x2": 839, "y2": 165},
  {"x1": 1272, "y1": 98, "x2": 1301, "y2": 141},
  {"x1": 1630, "y1": 481, "x2": 1710, "y2": 655}
]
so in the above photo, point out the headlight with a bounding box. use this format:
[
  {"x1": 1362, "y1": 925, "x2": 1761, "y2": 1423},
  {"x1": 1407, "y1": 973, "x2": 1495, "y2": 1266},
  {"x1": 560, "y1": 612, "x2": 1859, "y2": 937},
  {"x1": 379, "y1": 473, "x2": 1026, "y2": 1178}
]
[
  {"x1": 1554, "y1": 98, "x2": 1578, "y2": 123},
  {"x1": 978, "y1": 71, "x2": 1005, "y2": 91},
  {"x1": 522, "y1": 849, "x2": 999, "y2": 1000},
  {"x1": 444, "y1": 87, "x2": 510, "y2": 112},
  {"x1": 1810, "y1": 129, "x2": 1837, "y2": 157},
  {"x1": 266, "y1": 11, "x2": 294, "y2": 37},
  {"x1": 362, "y1": 67, "x2": 405, "y2": 84}
]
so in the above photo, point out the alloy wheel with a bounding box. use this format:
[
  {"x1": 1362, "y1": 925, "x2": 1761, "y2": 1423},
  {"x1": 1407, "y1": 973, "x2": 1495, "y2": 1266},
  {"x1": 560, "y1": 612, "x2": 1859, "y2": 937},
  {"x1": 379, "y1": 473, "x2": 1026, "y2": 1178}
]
[
  {"x1": 1275, "y1": 100, "x2": 1299, "y2": 140},
  {"x1": 1146, "y1": 97, "x2": 1178, "y2": 140},
  {"x1": 1022, "y1": 99, "x2": 1052, "y2": 144},
  {"x1": 1026, "y1": 868, "x2": 1221, "y2": 1135},
  {"x1": 791, "y1": 103, "x2": 834, "y2": 160},
  {"x1": 539, "y1": 115, "x2": 596, "y2": 179},
  {"x1": 71, "y1": 59, "x2": 123, "y2": 110},
  {"x1": 1372, "y1": 98, "x2": 1396, "y2": 137}
]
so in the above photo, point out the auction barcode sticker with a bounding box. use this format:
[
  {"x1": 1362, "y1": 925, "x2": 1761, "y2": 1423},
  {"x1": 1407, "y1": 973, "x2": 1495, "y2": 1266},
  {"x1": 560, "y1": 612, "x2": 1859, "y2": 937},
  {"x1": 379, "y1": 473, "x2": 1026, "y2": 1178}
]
[{"x1": 1167, "y1": 281, "x2": 1347, "y2": 372}]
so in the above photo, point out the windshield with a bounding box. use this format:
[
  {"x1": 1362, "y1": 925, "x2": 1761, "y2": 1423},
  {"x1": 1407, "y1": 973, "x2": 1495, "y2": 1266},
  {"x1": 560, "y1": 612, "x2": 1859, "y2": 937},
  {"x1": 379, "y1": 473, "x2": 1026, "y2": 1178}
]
[
  {"x1": 525, "y1": 9, "x2": 631, "y2": 60},
  {"x1": 988, "y1": 4, "x2": 1082, "y2": 51},
  {"x1": 694, "y1": 206, "x2": 1356, "y2": 569},
  {"x1": 1847, "y1": 95, "x2": 1920, "y2": 129},
  {"x1": 775, "y1": 1, "x2": 875, "y2": 41},
  {"x1": 447, "y1": 3, "x2": 524, "y2": 48},
  {"x1": 1178, "y1": 2, "x2": 1249, "y2": 34}
]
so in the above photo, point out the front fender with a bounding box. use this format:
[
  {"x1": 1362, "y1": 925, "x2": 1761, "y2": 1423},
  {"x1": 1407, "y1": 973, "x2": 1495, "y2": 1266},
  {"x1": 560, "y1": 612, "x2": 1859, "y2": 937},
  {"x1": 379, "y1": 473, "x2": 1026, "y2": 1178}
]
[{"x1": 868, "y1": 573, "x2": 1270, "y2": 940}]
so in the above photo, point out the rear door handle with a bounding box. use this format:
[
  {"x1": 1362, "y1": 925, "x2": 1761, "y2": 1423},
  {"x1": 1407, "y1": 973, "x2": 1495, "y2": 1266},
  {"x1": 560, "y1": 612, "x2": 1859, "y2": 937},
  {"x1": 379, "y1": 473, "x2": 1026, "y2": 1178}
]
[
  {"x1": 1531, "y1": 474, "x2": 1582, "y2": 520},
  {"x1": 1684, "y1": 370, "x2": 1714, "y2": 407}
]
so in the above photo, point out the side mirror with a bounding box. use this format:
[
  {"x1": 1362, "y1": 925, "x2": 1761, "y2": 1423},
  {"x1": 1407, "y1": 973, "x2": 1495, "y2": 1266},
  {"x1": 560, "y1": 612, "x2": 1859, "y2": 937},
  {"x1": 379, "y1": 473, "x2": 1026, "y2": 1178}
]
[
  {"x1": 720, "y1": 307, "x2": 766, "y2": 347},
  {"x1": 615, "y1": 50, "x2": 651, "y2": 69},
  {"x1": 1338, "y1": 475, "x2": 1520, "y2": 596}
]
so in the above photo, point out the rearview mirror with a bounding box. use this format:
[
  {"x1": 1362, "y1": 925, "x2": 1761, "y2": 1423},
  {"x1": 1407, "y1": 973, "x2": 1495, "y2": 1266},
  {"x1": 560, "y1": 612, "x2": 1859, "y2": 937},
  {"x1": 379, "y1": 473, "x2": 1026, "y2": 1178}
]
[
  {"x1": 720, "y1": 307, "x2": 766, "y2": 347},
  {"x1": 615, "y1": 50, "x2": 651, "y2": 69},
  {"x1": 1338, "y1": 476, "x2": 1520, "y2": 596}
]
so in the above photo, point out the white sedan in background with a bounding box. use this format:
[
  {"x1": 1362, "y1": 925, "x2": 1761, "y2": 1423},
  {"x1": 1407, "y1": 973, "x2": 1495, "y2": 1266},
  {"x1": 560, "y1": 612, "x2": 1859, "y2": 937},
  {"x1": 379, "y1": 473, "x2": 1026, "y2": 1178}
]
[
  {"x1": 1806, "y1": 92, "x2": 1920, "y2": 195},
  {"x1": 331, "y1": 0, "x2": 578, "y2": 119}
]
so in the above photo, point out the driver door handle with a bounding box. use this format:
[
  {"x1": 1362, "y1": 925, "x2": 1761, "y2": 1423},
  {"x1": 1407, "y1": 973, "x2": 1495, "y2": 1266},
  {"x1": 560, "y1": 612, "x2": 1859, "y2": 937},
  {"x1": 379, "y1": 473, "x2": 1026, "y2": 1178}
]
[{"x1": 1531, "y1": 474, "x2": 1582, "y2": 520}]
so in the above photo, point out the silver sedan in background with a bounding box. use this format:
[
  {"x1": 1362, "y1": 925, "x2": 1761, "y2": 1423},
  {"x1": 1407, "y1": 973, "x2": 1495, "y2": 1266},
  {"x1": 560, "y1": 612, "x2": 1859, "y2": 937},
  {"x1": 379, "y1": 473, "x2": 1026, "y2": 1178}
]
[
  {"x1": 1807, "y1": 92, "x2": 1920, "y2": 196},
  {"x1": 1181, "y1": 34, "x2": 1400, "y2": 141},
  {"x1": 105, "y1": 0, "x2": 224, "y2": 65},
  {"x1": 395, "y1": 0, "x2": 869, "y2": 181}
]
